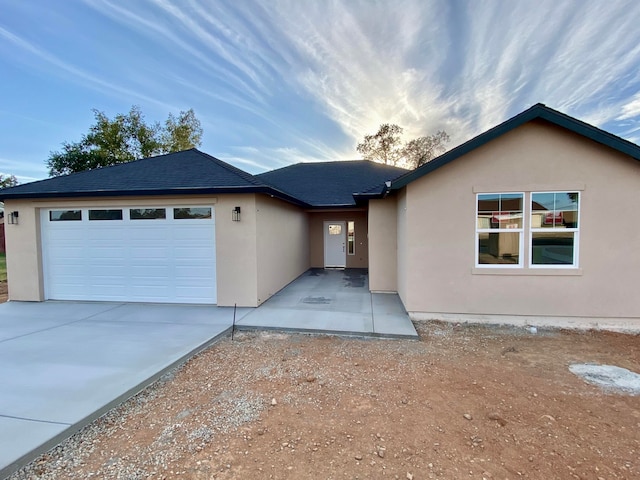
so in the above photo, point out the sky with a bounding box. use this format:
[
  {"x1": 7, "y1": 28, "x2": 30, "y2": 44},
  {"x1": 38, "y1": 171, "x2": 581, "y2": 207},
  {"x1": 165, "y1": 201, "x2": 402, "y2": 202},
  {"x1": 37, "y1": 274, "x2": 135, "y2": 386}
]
[{"x1": 2, "y1": 0, "x2": 640, "y2": 183}]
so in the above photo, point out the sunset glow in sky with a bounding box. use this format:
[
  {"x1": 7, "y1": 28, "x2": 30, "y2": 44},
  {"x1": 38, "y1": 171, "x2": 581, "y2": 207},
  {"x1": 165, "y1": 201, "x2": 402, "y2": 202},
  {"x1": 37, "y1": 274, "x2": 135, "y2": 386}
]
[{"x1": 2, "y1": 0, "x2": 640, "y2": 182}]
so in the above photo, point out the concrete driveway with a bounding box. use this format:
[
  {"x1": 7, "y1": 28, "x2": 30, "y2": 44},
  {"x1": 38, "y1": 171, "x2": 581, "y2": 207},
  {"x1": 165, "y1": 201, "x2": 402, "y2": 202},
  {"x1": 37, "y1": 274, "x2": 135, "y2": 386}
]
[{"x1": 0, "y1": 301, "x2": 248, "y2": 478}]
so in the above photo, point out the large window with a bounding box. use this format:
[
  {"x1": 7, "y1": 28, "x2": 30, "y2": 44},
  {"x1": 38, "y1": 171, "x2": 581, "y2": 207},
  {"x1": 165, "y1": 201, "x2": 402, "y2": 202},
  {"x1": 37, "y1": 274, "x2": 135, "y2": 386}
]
[
  {"x1": 476, "y1": 193, "x2": 523, "y2": 266},
  {"x1": 476, "y1": 191, "x2": 580, "y2": 269},
  {"x1": 530, "y1": 192, "x2": 579, "y2": 267}
]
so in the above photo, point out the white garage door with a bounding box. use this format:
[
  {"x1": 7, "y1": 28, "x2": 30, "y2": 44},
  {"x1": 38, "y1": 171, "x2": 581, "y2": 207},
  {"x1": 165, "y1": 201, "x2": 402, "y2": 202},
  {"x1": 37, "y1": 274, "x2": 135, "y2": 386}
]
[{"x1": 41, "y1": 206, "x2": 217, "y2": 304}]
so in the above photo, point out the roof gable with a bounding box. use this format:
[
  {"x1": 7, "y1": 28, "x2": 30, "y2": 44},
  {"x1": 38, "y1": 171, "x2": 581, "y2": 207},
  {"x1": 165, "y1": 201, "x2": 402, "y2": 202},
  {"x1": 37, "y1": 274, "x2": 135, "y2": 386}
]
[{"x1": 390, "y1": 104, "x2": 640, "y2": 191}]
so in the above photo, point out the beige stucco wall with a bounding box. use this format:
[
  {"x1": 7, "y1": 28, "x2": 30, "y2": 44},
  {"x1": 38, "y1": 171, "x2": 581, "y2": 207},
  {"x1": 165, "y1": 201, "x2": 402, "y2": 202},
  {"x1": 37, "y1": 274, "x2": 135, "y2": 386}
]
[
  {"x1": 308, "y1": 210, "x2": 368, "y2": 268},
  {"x1": 368, "y1": 198, "x2": 397, "y2": 292},
  {"x1": 4, "y1": 199, "x2": 44, "y2": 301},
  {"x1": 396, "y1": 189, "x2": 408, "y2": 304},
  {"x1": 214, "y1": 194, "x2": 259, "y2": 307},
  {"x1": 3, "y1": 194, "x2": 265, "y2": 306},
  {"x1": 398, "y1": 120, "x2": 640, "y2": 322},
  {"x1": 255, "y1": 195, "x2": 309, "y2": 305}
]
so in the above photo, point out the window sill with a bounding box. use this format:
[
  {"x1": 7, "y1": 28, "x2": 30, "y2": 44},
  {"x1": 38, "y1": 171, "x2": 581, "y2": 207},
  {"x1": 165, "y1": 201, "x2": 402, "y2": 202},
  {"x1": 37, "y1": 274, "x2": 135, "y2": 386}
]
[{"x1": 472, "y1": 268, "x2": 583, "y2": 276}]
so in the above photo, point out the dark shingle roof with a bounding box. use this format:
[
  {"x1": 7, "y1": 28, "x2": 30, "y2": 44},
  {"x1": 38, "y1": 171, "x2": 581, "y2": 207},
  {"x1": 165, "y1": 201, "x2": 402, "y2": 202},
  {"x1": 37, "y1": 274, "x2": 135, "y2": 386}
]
[
  {"x1": 389, "y1": 103, "x2": 640, "y2": 191},
  {"x1": 257, "y1": 161, "x2": 408, "y2": 207},
  {"x1": 0, "y1": 149, "x2": 302, "y2": 205}
]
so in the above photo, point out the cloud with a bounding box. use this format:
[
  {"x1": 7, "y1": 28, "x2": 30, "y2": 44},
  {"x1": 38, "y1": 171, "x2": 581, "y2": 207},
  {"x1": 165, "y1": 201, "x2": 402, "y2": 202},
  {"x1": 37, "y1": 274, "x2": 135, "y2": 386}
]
[
  {"x1": 3, "y1": 0, "x2": 640, "y2": 182},
  {"x1": 70, "y1": 1, "x2": 640, "y2": 151},
  {"x1": 618, "y1": 92, "x2": 640, "y2": 121},
  {"x1": 0, "y1": 26, "x2": 180, "y2": 113}
]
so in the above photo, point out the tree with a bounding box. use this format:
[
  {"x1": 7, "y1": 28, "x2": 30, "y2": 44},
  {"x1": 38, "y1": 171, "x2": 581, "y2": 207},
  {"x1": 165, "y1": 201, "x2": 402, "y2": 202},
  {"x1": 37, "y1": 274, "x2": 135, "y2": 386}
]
[
  {"x1": 402, "y1": 131, "x2": 450, "y2": 169},
  {"x1": 356, "y1": 124, "x2": 404, "y2": 166},
  {"x1": 0, "y1": 174, "x2": 18, "y2": 189},
  {"x1": 161, "y1": 109, "x2": 203, "y2": 153},
  {"x1": 47, "y1": 106, "x2": 203, "y2": 176},
  {"x1": 356, "y1": 124, "x2": 450, "y2": 169}
]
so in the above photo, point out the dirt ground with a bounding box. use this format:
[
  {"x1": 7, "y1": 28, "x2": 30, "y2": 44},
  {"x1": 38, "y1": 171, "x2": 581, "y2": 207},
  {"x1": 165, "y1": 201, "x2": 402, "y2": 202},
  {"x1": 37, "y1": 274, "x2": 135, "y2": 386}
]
[{"x1": 10, "y1": 322, "x2": 640, "y2": 480}]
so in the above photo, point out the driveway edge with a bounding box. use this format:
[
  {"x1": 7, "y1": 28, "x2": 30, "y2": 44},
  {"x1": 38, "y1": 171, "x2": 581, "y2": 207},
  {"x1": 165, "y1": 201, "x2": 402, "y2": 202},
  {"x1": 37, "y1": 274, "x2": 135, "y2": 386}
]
[{"x1": 1, "y1": 326, "x2": 232, "y2": 480}]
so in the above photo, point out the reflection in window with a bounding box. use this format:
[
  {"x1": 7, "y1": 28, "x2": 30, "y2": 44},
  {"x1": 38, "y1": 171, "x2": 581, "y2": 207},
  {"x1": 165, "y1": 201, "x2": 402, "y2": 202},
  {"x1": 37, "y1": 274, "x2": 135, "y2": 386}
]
[
  {"x1": 476, "y1": 193, "x2": 523, "y2": 266},
  {"x1": 50, "y1": 210, "x2": 81, "y2": 221},
  {"x1": 477, "y1": 193, "x2": 523, "y2": 229},
  {"x1": 347, "y1": 221, "x2": 355, "y2": 255},
  {"x1": 478, "y1": 232, "x2": 521, "y2": 264},
  {"x1": 89, "y1": 209, "x2": 123, "y2": 221},
  {"x1": 328, "y1": 224, "x2": 342, "y2": 235},
  {"x1": 531, "y1": 192, "x2": 579, "y2": 228},
  {"x1": 531, "y1": 192, "x2": 579, "y2": 267},
  {"x1": 173, "y1": 207, "x2": 212, "y2": 219},
  {"x1": 130, "y1": 208, "x2": 166, "y2": 220},
  {"x1": 531, "y1": 232, "x2": 575, "y2": 265}
]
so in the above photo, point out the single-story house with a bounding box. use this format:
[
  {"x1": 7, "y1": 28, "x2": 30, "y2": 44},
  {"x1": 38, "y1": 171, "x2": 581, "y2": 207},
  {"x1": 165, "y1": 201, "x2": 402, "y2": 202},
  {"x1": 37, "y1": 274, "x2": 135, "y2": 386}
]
[{"x1": 2, "y1": 104, "x2": 639, "y2": 329}]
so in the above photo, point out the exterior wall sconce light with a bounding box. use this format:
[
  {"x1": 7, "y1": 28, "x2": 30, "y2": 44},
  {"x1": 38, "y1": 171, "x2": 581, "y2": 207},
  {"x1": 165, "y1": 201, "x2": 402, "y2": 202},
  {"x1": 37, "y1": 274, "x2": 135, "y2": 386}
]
[
  {"x1": 8, "y1": 211, "x2": 18, "y2": 225},
  {"x1": 232, "y1": 206, "x2": 241, "y2": 222}
]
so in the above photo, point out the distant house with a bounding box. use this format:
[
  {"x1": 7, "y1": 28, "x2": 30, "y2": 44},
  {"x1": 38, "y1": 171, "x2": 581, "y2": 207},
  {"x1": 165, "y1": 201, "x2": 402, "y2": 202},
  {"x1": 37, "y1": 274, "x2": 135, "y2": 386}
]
[{"x1": 1, "y1": 104, "x2": 639, "y2": 330}]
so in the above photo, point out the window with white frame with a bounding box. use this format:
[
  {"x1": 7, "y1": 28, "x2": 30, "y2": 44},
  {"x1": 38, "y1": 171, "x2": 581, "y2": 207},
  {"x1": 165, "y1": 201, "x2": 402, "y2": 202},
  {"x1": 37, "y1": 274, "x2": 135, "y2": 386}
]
[
  {"x1": 476, "y1": 193, "x2": 524, "y2": 266},
  {"x1": 530, "y1": 192, "x2": 579, "y2": 267}
]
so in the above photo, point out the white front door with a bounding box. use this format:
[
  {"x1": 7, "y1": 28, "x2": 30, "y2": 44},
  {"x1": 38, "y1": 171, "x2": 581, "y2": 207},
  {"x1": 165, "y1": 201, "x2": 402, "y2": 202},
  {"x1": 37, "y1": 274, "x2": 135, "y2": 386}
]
[{"x1": 324, "y1": 221, "x2": 346, "y2": 268}]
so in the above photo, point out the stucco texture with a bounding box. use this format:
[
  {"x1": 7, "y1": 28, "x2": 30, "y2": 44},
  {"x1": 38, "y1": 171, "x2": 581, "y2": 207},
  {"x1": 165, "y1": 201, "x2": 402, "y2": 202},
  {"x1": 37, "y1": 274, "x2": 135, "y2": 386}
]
[
  {"x1": 393, "y1": 120, "x2": 640, "y2": 321},
  {"x1": 4, "y1": 194, "x2": 309, "y2": 308}
]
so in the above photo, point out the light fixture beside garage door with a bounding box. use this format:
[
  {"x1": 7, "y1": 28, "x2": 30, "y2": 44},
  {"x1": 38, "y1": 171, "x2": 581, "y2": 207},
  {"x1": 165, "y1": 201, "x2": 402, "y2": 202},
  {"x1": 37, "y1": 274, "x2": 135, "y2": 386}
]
[
  {"x1": 232, "y1": 206, "x2": 241, "y2": 222},
  {"x1": 8, "y1": 211, "x2": 18, "y2": 225}
]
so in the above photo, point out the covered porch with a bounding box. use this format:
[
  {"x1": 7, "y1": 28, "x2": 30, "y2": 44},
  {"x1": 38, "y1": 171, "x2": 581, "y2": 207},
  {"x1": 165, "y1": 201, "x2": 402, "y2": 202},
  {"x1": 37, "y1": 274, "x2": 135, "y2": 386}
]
[{"x1": 237, "y1": 269, "x2": 417, "y2": 338}]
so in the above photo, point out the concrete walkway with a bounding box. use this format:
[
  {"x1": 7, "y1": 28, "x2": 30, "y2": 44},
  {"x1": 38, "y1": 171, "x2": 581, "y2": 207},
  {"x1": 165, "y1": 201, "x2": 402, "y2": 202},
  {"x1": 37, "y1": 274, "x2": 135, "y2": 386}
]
[
  {"x1": 236, "y1": 269, "x2": 418, "y2": 338},
  {"x1": 0, "y1": 302, "x2": 246, "y2": 479}
]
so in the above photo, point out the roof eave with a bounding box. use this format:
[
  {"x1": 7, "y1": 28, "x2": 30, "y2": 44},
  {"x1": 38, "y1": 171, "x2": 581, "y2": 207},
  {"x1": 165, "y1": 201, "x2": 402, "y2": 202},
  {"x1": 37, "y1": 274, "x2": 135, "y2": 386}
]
[{"x1": 0, "y1": 185, "x2": 311, "y2": 208}]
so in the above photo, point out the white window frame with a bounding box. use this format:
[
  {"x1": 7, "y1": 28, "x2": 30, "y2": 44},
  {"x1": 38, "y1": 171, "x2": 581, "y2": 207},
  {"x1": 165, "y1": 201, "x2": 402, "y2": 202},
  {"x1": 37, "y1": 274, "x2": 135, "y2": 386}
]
[
  {"x1": 475, "y1": 192, "x2": 525, "y2": 268},
  {"x1": 529, "y1": 191, "x2": 580, "y2": 269}
]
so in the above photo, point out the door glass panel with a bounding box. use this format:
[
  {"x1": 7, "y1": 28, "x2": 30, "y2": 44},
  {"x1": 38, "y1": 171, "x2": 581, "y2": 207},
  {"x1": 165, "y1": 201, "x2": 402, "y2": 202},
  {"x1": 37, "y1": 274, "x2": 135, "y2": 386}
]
[
  {"x1": 89, "y1": 209, "x2": 123, "y2": 221},
  {"x1": 173, "y1": 207, "x2": 212, "y2": 219},
  {"x1": 328, "y1": 224, "x2": 342, "y2": 235},
  {"x1": 49, "y1": 210, "x2": 81, "y2": 221},
  {"x1": 347, "y1": 221, "x2": 355, "y2": 255},
  {"x1": 130, "y1": 208, "x2": 166, "y2": 220}
]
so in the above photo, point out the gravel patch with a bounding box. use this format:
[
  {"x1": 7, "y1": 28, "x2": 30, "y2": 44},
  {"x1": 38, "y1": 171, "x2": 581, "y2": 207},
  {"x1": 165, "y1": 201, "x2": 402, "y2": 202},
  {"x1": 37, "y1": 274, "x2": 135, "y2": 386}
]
[{"x1": 569, "y1": 363, "x2": 640, "y2": 395}]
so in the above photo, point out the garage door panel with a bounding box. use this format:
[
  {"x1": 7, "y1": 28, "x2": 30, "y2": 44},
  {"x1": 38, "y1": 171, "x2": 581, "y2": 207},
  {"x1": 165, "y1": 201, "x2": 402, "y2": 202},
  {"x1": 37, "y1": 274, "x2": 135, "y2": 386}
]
[
  {"x1": 49, "y1": 254, "x2": 85, "y2": 265},
  {"x1": 87, "y1": 229, "x2": 126, "y2": 241},
  {"x1": 174, "y1": 246, "x2": 215, "y2": 257},
  {"x1": 130, "y1": 247, "x2": 170, "y2": 258},
  {"x1": 130, "y1": 265, "x2": 171, "y2": 276},
  {"x1": 175, "y1": 266, "x2": 215, "y2": 278},
  {"x1": 85, "y1": 265, "x2": 128, "y2": 277},
  {"x1": 42, "y1": 207, "x2": 217, "y2": 304},
  {"x1": 175, "y1": 286, "x2": 216, "y2": 300},
  {"x1": 48, "y1": 266, "x2": 86, "y2": 277}
]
